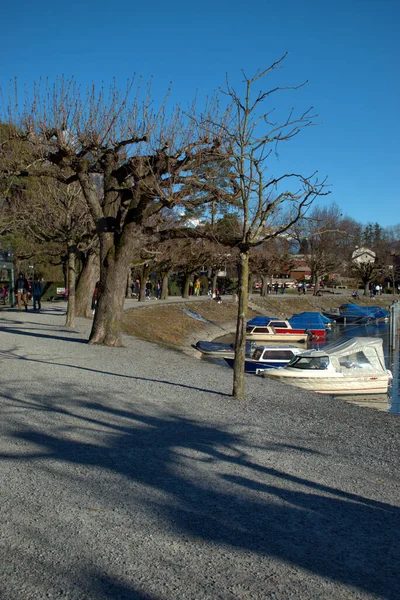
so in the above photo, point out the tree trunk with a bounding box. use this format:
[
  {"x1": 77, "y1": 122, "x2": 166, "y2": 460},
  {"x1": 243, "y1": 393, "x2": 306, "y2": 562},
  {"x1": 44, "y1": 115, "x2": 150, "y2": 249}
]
[
  {"x1": 182, "y1": 274, "x2": 191, "y2": 298},
  {"x1": 75, "y1": 249, "x2": 99, "y2": 318},
  {"x1": 89, "y1": 226, "x2": 139, "y2": 346},
  {"x1": 248, "y1": 273, "x2": 255, "y2": 296},
  {"x1": 138, "y1": 264, "x2": 152, "y2": 302},
  {"x1": 260, "y1": 275, "x2": 268, "y2": 297},
  {"x1": 161, "y1": 273, "x2": 169, "y2": 300},
  {"x1": 313, "y1": 273, "x2": 320, "y2": 296},
  {"x1": 139, "y1": 281, "x2": 146, "y2": 302},
  {"x1": 212, "y1": 273, "x2": 218, "y2": 295},
  {"x1": 232, "y1": 250, "x2": 249, "y2": 399},
  {"x1": 125, "y1": 272, "x2": 131, "y2": 298},
  {"x1": 89, "y1": 255, "x2": 131, "y2": 345},
  {"x1": 65, "y1": 244, "x2": 76, "y2": 328}
]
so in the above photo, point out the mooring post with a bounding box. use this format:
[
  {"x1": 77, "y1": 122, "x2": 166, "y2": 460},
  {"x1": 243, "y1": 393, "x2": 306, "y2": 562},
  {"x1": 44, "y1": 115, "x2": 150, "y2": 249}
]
[{"x1": 389, "y1": 302, "x2": 399, "y2": 350}]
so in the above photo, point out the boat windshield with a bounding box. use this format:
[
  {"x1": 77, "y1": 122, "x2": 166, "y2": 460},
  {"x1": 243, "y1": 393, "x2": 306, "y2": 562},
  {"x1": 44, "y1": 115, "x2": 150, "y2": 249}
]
[
  {"x1": 288, "y1": 355, "x2": 330, "y2": 370},
  {"x1": 337, "y1": 351, "x2": 374, "y2": 370}
]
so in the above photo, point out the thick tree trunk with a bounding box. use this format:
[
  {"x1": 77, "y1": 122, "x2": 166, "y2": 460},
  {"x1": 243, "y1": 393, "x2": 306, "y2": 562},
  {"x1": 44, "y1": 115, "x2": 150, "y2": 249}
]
[
  {"x1": 75, "y1": 249, "x2": 99, "y2": 318},
  {"x1": 161, "y1": 273, "x2": 169, "y2": 300},
  {"x1": 65, "y1": 244, "x2": 76, "y2": 328},
  {"x1": 233, "y1": 250, "x2": 249, "y2": 399},
  {"x1": 89, "y1": 256, "x2": 131, "y2": 345},
  {"x1": 89, "y1": 228, "x2": 138, "y2": 346}
]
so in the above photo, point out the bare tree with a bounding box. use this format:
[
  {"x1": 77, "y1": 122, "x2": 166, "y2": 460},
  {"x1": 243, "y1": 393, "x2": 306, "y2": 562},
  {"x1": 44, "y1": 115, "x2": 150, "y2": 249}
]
[
  {"x1": 4, "y1": 173, "x2": 95, "y2": 327},
  {"x1": 75, "y1": 247, "x2": 100, "y2": 317},
  {"x1": 250, "y1": 239, "x2": 293, "y2": 296},
  {"x1": 291, "y1": 204, "x2": 360, "y2": 293},
  {"x1": 1, "y1": 78, "x2": 232, "y2": 345},
  {"x1": 199, "y1": 57, "x2": 328, "y2": 398}
]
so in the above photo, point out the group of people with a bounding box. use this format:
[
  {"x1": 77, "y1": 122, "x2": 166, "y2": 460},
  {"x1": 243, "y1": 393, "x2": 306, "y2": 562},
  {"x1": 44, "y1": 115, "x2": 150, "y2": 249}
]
[
  {"x1": 265, "y1": 282, "x2": 289, "y2": 295},
  {"x1": 370, "y1": 283, "x2": 383, "y2": 297},
  {"x1": 14, "y1": 273, "x2": 44, "y2": 312},
  {"x1": 130, "y1": 279, "x2": 163, "y2": 300},
  {"x1": 297, "y1": 282, "x2": 307, "y2": 295}
]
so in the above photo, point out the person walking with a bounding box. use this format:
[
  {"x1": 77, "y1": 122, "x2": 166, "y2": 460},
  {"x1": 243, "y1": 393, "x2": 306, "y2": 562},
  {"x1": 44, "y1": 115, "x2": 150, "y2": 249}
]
[
  {"x1": 145, "y1": 280, "x2": 152, "y2": 299},
  {"x1": 91, "y1": 281, "x2": 100, "y2": 313},
  {"x1": 1, "y1": 285, "x2": 8, "y2": 305},
  {"x1": 32, "y1": 277, "x2": 44, "y2": 311},
  {"x1": 194, "y1": 279, "x2": 201, "y2": 296},
  {"x1": 15, "y1": 273, "x2": 29, "y2": 311}
]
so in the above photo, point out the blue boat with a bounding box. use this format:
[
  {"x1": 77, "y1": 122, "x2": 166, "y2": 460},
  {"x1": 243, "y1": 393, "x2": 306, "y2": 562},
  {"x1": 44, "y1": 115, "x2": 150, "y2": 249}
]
[
  {"x1": 322, "y1": 303, "x2": 389, "y2": 324},
  {"x1": 247, "y1": 311, "x2": 331, "y2": 340},
  {"x1": 195, "y1": 340, "x2": 254, "y2": 356}
]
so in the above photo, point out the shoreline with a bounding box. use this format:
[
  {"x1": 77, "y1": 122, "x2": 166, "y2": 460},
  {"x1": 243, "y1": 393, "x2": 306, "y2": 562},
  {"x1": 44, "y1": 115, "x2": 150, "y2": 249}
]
[{"x1": 121, "y1": 291, "x2": 396, "y2": 354}]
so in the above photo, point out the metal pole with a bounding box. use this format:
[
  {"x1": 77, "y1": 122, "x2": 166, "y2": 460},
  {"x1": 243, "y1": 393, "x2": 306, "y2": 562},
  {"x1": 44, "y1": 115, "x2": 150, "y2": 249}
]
[
  {"x1": 389, "y1": 302, "x2": 398, "y2": 350},
  {"x1": 9, "y1": 265, "x2": 14, "y2": 307}
]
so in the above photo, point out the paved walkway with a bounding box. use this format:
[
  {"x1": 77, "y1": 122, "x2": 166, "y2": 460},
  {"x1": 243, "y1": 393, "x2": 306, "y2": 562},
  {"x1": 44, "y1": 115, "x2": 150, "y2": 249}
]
[{"x1": 0, "y1": 304, "x2": 399, "y2": 599}]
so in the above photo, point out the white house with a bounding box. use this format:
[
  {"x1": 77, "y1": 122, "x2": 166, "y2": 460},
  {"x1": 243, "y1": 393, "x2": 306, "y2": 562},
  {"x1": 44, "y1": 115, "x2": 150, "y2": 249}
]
[{"x1": 352, "y1": 247, "x2": 376, "y2": 264}]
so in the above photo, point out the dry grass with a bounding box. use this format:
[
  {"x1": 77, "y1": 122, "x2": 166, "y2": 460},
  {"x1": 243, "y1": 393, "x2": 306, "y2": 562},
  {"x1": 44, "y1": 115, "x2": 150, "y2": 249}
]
[{"x1": 122, "y1": 300, "x2": 259, "y2": 347}]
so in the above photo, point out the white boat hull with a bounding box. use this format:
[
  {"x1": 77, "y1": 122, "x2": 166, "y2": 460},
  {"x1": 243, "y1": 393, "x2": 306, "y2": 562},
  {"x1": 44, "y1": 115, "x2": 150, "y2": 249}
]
[
  {"x1": 265, "y1": 371, "x2": 391, "y2": 395},
  {"x1": 246, "y1": 332, "x2": 308, "y2": 343}
]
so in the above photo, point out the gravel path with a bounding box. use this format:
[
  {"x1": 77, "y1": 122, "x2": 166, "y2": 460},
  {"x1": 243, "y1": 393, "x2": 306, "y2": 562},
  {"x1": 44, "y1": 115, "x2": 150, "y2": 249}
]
[{"x1": 0, "y1": 304, "x2": 399, "y2": 600}]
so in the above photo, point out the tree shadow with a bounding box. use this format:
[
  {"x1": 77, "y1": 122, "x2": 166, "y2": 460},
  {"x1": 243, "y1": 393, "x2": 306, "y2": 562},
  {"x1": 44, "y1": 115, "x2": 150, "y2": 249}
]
[
  {"x1": 1, "y1": 385, "x2": 399, "y2": 599},
  {"x1": 0, "y1": 325, "x2": 88, "y2": 343},
  {"x1": 91, "y1": 575, "x2": 160, "y2": 599}
]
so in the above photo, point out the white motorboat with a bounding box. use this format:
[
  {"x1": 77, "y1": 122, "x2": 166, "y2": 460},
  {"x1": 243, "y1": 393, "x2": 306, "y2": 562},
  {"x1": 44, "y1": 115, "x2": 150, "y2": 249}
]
[
  {"x1": 262, "y1": 337, "x2": 392, "y2": 395},
  {"x1": 246, "y1": 320, "x2": 309, "y2": 343},
  {"x1": 223, "y1": 345, "x2": 304, "y2": 373}
]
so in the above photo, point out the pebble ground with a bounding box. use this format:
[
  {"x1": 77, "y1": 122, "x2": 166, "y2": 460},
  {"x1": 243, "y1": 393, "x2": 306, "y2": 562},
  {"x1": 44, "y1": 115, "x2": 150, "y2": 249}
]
[{"x1": 0, "y1": 304, "x2": 399, "y2": 600}]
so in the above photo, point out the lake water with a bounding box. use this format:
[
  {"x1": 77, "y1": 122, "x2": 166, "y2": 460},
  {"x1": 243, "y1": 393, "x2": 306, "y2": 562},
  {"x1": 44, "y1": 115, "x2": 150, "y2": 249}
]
[{"x1": 211, "y1": 321, "x2": 400, "y2": 414}]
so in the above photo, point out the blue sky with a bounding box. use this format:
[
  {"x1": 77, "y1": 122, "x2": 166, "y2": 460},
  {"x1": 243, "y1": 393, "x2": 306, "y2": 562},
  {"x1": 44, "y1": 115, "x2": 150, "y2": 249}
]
[{"x1": 1, "y1": 0, "x2": 399, "y2": 228}]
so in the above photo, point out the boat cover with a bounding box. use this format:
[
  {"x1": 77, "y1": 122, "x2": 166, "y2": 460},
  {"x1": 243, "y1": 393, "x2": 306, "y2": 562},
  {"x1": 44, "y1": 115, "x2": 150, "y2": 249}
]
[
  {"x1": 195, "y1": 340, "x2": 254, "y2": 355},
  {"x1": 247, "y1": 316, "x2": 276, "y2": 326},
  {"x1": 338, "y1": 304, "x2": 389, "y2": 320},
  {"x1": 247, "y1": 312, "x2": 329, "y2": 329},
  {"x1": 288, "y1": 311, "x2": 331, "y2": 329},
  {"x1": 307, "y1": 337, "x2": 387, "y2": 372},
  {"x1": 195, "y1": 341, "x2": 234, "y2": 354}
]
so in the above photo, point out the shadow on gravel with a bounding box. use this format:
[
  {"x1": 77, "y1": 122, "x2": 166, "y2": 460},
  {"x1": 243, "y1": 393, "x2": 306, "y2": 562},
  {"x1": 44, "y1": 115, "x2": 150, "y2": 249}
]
[
  {"x1": 91, "y1": 574, "x2": 160, "y2": 600},
  {"x1": 1, "y1": 386, "x2": 399, "y2": 599},
  {"x1": 0, "y1": 325, "x2": 88, "y2": 343}
]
